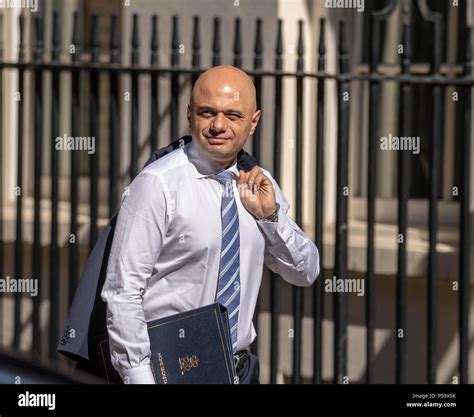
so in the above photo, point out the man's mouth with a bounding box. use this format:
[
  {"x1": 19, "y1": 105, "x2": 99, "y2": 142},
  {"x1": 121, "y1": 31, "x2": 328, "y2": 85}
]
[{"x1": 206, "y1": 136, "x2": 229, "y2": 145}]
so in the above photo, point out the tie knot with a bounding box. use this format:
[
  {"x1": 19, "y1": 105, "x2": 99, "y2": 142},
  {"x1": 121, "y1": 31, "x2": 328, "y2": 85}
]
[
  {"x1": 215, "y1": 171, "x2": 235, "y2": 197},
  {"x1": 215, "y1": 170, "x2": 235, "y2": 184}
]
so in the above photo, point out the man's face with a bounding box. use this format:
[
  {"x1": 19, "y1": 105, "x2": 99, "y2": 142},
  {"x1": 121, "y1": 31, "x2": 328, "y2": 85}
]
[{"x1": 187, "y1": 72, "x2": 261, "y2": 167}]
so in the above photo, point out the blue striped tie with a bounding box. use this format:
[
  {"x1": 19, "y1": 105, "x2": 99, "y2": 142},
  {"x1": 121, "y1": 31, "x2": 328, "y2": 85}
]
[{"x1": 215, "y1": 171, "x2": 240, "y2": 353}]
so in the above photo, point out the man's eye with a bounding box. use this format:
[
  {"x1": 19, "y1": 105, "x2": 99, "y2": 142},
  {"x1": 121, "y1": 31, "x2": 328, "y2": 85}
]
[
  {"x1": 198, "y1": 110, "x2": 214, "y2": 117},
  {"x1": 227, "y1": 114, "x2": 241, "y2": 121}
]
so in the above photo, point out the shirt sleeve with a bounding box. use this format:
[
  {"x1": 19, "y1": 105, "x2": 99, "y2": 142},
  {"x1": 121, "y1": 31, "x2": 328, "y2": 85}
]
[
  {"x1": 256, "y1": 170, "x2": 320, "y2": 287},
  {"x1": 101, "y1": 169, "x2": 171, "y2": 384}
]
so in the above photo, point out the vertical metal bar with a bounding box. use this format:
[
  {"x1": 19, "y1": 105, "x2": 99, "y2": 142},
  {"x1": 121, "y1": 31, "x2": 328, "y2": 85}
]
[
  {"x1": 459, "y1": 26, "x2": 471, "y2": 385},
  {"x1": 366, "y1": 6, "x2": 380, "y2": 386},
  {"x1": 109, "y1": 15, "x2": 120, "y2": 217},
  {"x1": 170, "y1": 15, "x2": 179, "y2": 142},
  {"x1": 212, "y1": 17, "x2": 221, "y2": 67},
  {"x1": 252, "y1": 18, "x2": 262, "y2": 164},
  {"x1": 334, "y1": 19, "x2": 350, "y2": 384},
  {"x1": 191, "y1": 16, "x2": 200, "y2": 87},
  {"x1": 32, "y1": 15, "x2": 43, "y2": 358},
  {"x1": 0, "y1": 13, "x2": 4, "y2": 348},
  {"x1": 233, "y1": 18, "x2": 242, "y2": 68},
  {"x1": 313, "y1": 17, "x2": 325, "y2": 385},
  {"x1": 49, "y1": 11, "x2": 60, "y2": 361},
  {"x1": 396, "y1": 17, "x2": 412, "y2": 385},
  {"x1": 69, "y1": 12, "x2": 80, "y2": 307},
  {"x1": 270, "y1": 18, "x2": 283, "y2": 385},
  {"x1": 89, "y1": 14, "x2": 99, "y2": 252},
  {"x1": 250, "y1": 17, "x2": 263, "y2": 358},
  {"x1": 13, "y1": 13, "x2": 25, "y2": 350},
  {"x1": 426, "y1": 5, "x2": 443, "y2": 385},
  {"x1": 151, "y1": 15, "x2": 159, "y2": 153},
  {"x1": 130, "y1": 14, "x2": 139, "y2": 180},
  {"x1": 292, "y1": 19, "x2": 304, "y2": 385}
]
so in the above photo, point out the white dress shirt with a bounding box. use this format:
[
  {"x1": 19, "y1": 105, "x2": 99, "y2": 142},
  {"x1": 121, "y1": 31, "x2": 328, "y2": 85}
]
[{"x1": 101, "y1": 140, "x2": 320, "y2": 384}]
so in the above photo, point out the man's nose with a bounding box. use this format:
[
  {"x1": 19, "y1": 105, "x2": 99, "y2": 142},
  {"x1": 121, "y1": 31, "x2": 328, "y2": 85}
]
[{"x1": 209, "y1": 112, "x2": 226, "y2": 134}]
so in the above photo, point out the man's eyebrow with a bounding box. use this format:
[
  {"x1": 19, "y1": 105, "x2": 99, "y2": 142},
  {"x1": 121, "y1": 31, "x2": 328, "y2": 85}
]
[{"x1": 195, "y1": 106, "x2": 244, "y2": 116}]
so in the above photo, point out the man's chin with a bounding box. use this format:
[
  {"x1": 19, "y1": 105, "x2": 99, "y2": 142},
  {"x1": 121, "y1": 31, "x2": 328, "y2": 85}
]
[
  {"x1": 194, "y1": 139, "x2": 238, "y2": 163},
  {"x1": 203, "y1": 143, "x2": 232, "y2": 156},
  {"x1": 205, "y1": 147, "x2": 237, "y2": 163},
  {"x1": 208, "y1": 150, "x2": 233, "y2": 160}
]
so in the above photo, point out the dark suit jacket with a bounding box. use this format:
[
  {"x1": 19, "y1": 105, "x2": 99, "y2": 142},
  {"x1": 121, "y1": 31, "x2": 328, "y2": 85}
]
[{"x1": 57, "y1": 136, "x2": 258, "y2": 377}]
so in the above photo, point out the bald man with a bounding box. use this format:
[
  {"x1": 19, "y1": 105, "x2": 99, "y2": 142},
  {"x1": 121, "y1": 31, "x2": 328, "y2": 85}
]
[{"x1": 101, "y1": 65, "x2": 320, "y2": 384}]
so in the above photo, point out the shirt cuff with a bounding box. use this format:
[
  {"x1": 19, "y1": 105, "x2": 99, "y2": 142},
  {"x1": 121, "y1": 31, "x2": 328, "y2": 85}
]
[
  {"x1": 256, "y1": 208, "x2": 292, "y2": 247},
  {"x1": 121, "y1": 364, "x2": 156, "y2": 384}
]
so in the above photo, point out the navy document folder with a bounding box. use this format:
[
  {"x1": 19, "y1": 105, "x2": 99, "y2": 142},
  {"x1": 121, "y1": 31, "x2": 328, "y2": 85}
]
[{"x1": 96, "y1": 303, "x2": 236, "y2": 384}]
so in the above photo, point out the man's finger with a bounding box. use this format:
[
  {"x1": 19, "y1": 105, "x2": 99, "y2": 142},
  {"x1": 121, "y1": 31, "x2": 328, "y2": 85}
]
[
  {"x1": 250, "y1": 173, "x2": 266, "y2": 193},
  {"x1": 238, "y1": 182, "x2": 255, "y2": 200},
  {"x1": 247, "y1": 166, "x2": 262, "y2": 187},
  {"x1": 254, "y1": 172, "x2": 265, "y2": 185},
  {"x1": 238, "y1": 170, "x2": 247, "y2": 184}
]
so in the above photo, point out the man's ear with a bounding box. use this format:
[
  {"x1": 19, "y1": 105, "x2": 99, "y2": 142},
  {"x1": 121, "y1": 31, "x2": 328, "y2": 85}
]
[
  {"x1": 187, "y1": 104, "x2": 192, "y2": 127},
  {"x1": 249, "y1": 109, "x2": 262, "y2": 135}
]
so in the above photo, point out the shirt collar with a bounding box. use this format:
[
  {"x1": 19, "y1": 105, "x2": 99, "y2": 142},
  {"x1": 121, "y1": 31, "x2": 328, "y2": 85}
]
[{"x1": 186, "y1": 140, "x2": 239, "y2": 180}]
